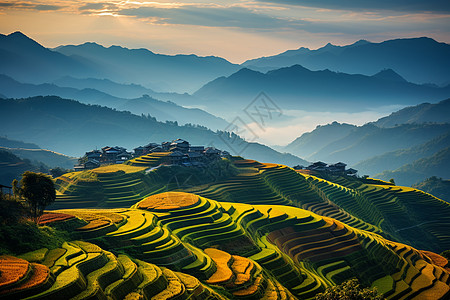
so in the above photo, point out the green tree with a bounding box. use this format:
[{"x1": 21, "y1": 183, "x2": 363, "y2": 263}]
[
  {"x1": 16, "y1": 171, "x2": 56, "y2": 223},
  {"x1": 50, "y1": 167, "x2": 68, "y2": 178},
  {"x1": 315, "y1": 279, "x2": 385, "y2": 300},
  {"x1": 0, "y1": 187, "x2": 25, "y2": 224}
]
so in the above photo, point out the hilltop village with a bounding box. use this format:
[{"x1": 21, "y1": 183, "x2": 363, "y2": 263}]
[
  {"x1": 73, "y1": 138, "x2": 359, "y2": 176},
  {"x1": 74, "y1": 139, "x2": 230, "y2": 171},
  {"x1": 293, "y1": 161, "x2": 358, "y2": 176}
]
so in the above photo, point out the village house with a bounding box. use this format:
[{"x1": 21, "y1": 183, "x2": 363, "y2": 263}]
[
  {"x1": 301, "y1": 161, "x2": 358, "y2": 176},
  {"x1": 75, "y1": 139, "x2": 230, "y2": 171},
  {"x1": 75, "y1": 146, "x2": 132, "y2": 170},
  {"x1": 170, "y1": 139, "x2": 190, "y2": 153},
  {"x1": 307, "y1": 161, "x2": 328, "y2": 172},
  {"x1": 168, "y1": 151, "x2": 184, "y2": 165}
]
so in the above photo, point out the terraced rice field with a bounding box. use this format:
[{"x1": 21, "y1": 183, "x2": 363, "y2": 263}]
[
  {"x1": 0, "y1": 241, "x2": 225, "y2": 300},
  {"x1": 55, "y1": 158, "x2": 450, "y2": 253},
  {"x1": 126, "y1": 152, "x2": 171, "y2": 168},
  {"x1": 43, "y1": 157, "x2": 450, "y2": 299},
  {"x1": 53, "y1": 162, "x2": 167, "y2": 209},
  {"x1": 11, "y1": 191, "x2": 448, "y2": 299},
  {"x1": 187, "y1": 159, "x2": 450, "y2": 253}
]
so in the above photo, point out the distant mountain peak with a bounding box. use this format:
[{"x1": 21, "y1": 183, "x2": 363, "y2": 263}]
[
  {"x1": 351, "y1": 39, "x2": 371, "y2": 46},
  {"x1": 373, "y1": 69, "x2": 407, "y2": 83},
  {"x1": 267, "y1": 64, "x2": 310, "y2": 76},
  {"x1": 8, "y1": 31, "x2": 29, "y2": 38},
  {"x1": 231, "y1": 67, "x2": 263, "y2": 77},
  {"x1": 2, "y1": 31, "x2": 43, "y2": 48},
  {"x1": 323, "y1": 42, "x2": 338, "y2": 49}
]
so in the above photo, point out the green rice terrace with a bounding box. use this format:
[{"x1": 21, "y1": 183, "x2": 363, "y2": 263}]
[
  {"x1": 1, "y1": 192, "x2": 450, "y2": 299},
  {"x1": 53, "y1": 157, "x2": 450, "y2": 254},
  {"x1": 2, "y1": 156, "x2": 450, "y2": 299}
]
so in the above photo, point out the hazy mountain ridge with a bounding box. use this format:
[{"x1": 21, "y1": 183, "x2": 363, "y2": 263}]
[
  {"x1": 374, "y1": 98, "x2": 450, "y2": 127},
  {"x1": 243, "y1": 37, "x2": 450, "y2": 85},
  {"x1": 0, "y1": 31, "x2": 101, "y2": 84},
  {"x1": 0, "y1": 147, "x2": 77, "y2": 170},
  {"x1": 285, "y1": 122, "x2": 450, "y2": 165},
  {"x1": 54, "y1": 41, "x2": 240, "y2": 93},
  {"x1": 354, "y1": 132, "x2": 450, "y2": 176},
  {"x1": 0, "y1": 96, "x2": 307, "y2": 166},
  {"x1": 376, "y1": 147, "x2": 450, "y2": 186},
  {"x1": 193, "y1": 64, "x2": 450, "y2": 114},
  {"x1": 285, "y1": 121, "x2": 357, "y2": 159},
  {"x1": 0, "y1": 31, "x2": 241, "y2": 94},
  {"x1": 413, "y1": 176, "x2": 450, "y2": 203},
  {"x1": 0, "y1": 136, "x2": 40, "y2": 149},
  {"x1": 284, "y1": 98, "x2": 450, "y2": 184},
  {"x1": 0, "y1": 74, "x2": 228, "y2": 130},
  {"x1": 0, "y1": 148, "x2": 47, "y2": 186},
  {"x1": 311, "y1": 123, "x2": 450, "y2": 165}
]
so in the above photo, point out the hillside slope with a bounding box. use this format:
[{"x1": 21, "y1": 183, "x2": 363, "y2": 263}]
[
  {"x1": 0, "y1": 148, "x2": 47, "y2": 186},
  {"x1": 53, "y1": 159, "x2": 450, "y2": 254},
  {"x1": 413, "y1": 177, "x2": 450, "y2": 203},
  {"x1": 0, "y1": 96, "x2": 307, "y2": 166},
  {"x1": 376, "y1": 147, "x2": 450, "y2": 186},
  {"x1": 285, "y1": 122, "x2": 357, "y2": 159},
  {"x1": 0, "y1": 75, "x2": 228, "y2": 130},
  {"x1": 354, "y1": 132, "x2": 450, "y2": 176},
  {"x1": 286, "y1": 123, "x2": 450, "y2": 165},
  {"x1": 1, "y1": 147, "x2": 77, "y2": 169},
  {"x1": 0, "y1": 136, "x2": 40, "y2": 149},
  {"x1": 374, "y1": 98, "x2": 450, "y2": 128},
  {"x1": 4, "y1": 198, "x2": 450, "y2": 299}
]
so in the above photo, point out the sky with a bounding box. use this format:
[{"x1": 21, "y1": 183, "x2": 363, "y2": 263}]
[{"x1": 0, "y1": 0, "x2": 449, "y2": 63}]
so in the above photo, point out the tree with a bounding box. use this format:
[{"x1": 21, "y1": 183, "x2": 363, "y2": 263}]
[
  {"x1": 50, "y1": 167, "x2": 69, "y2": 178},
  {"x1": 16, "y1": 171, "x2": 56, "y2": 223},
  {"x1": 315, "y1": 278, "x2": 385, "y2": 300},
  {"x1": 0, "y1": 186, "x2": 25, "y2": 224}
]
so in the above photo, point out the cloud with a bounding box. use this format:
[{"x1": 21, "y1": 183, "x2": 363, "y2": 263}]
[
  {"x1": 256, "y1": 0, "x2": 450, "y2": 13},
  {"x1": 79, "y1": 3, "x2": 106, "y2": 11},
  {"x1": 118, "y1": 5, "x2": 305, "y2": 29},
  {"x1": 78, "y1": 2, "x2": 118, "y2": 11},
  {"x1": 33, "y1": 4, "x2": 64, "y2": 11},
  {"x1": 0, "y1": 1, "x2": 64, "y2": 11},
  {"x1": 0, "y1": 2, "x2": 35, "y2": 8}
]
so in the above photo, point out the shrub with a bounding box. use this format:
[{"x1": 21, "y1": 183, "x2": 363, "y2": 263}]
[
  {"x1": 0, "y1": 192, "x2": 26, "y2": 225},
  {"x1": 315, "y1": 278, "x2": 385, "y2": 300}
]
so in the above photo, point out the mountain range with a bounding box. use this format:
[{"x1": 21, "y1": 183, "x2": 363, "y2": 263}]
[
  {"x1": 0, "y1": 96, "x2": 307, "y2": 167},
  {"x1": 1, "y1": 31, "x2": 450, "y2": 186},
  {"x1": 285, "y1": 98, "x2": 450, "y2": 185},
  {"x1": 243, "y1": 37, "x2": 450, "y2": 86},
  {"x1": 0, "y1": 74, "x2": 228, "y2": 130},
  {"x1": 193, "y1": 65, "x2": 450, "y2": 115},
  {"x1": 376, "y1": 147, "x2": 450, "y2": 186},
  {"x1": 2, "y1": 32, "x2": 450, "y2": 109},
  {"x1": 0, "y1": 31, "x2": 240, "y2": 93},
  {"x1": 53, "y1": 42, "x2": 240, "y2": 93}
]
